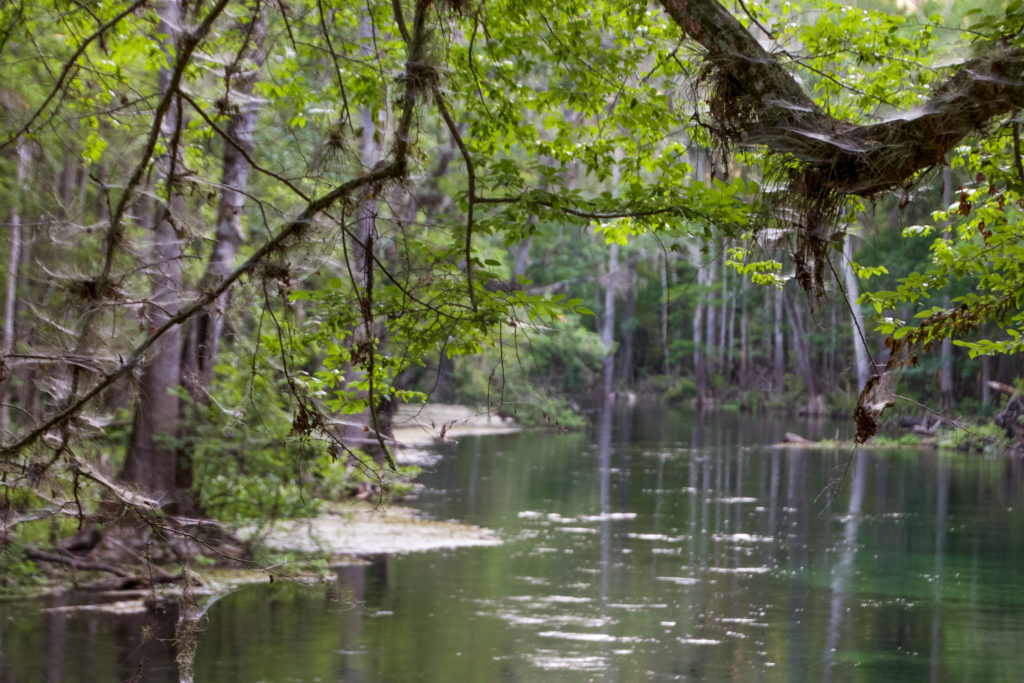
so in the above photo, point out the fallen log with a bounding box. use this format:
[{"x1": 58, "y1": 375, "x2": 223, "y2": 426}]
[
  {"x1": 76, "y1": 572, "x2": 183, "y2": 592},
  {"x1": 25, "y1": 547, "x2": 131, "y2": 577},
  {"x1": 987, "y1": 380, "x2": 1016, "y2": 397}
]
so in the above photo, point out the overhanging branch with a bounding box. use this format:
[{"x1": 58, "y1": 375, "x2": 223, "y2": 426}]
[{"x1": 659, "y1": 0, "x2": 1024, "y2": 197}]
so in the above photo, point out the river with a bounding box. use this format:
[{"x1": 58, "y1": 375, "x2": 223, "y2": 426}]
[{"x1": 3, "y1": 407, "x2": 1024, "y2": 682}]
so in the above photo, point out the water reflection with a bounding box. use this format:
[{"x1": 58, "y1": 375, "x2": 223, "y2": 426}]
[
  {"x1": 823, "y1": 451, "x2": 866, "y2": 683},
  {"x1": 4, "y1": 409, "x2": 1024, "y2": 681}
]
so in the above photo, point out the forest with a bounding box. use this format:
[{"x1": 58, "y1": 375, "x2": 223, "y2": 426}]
[{"x1": 2, "y1": 0, "x2": 1024, "y2": 598}]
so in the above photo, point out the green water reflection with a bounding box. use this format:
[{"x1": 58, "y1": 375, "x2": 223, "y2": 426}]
[{"x1": 4, "y1": 408, "x2": 1024, "y2": 682}]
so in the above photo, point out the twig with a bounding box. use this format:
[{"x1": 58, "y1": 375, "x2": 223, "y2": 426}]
[
  {"x1": 433, "y1": 86, "x2": 478, "y2": 310},
  {"x1": 1013, "y1": 118, "x2": 1024, "y2": 186}
]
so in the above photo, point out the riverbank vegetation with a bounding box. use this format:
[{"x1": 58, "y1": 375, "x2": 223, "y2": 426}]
[{"x1": 3, "y1": 0, "x2": 1024, "y2": 586}]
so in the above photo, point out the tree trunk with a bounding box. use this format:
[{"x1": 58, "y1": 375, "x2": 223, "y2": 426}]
[
  {"x1": 773, "y1": 287, "x2": 784, "y2": 394},
  {"x1": 724, "y1": 251, "x2": 735, "y2": 377},
  {"x1": 513, "y1": 237, "x2": 531, "y2": 279},
  {"x1": 1, "y1": 142, "x2": 29, "y2": 439},
  {"x1": 59, "y1": 121, "x2": 78, "y2": 216},
  {"x1": 739, "y1": 281, "x2": 749, "y2": 388},
  {"x1": 828, "y1": 302, "x2": 837, "y2": 389},
  {"x1": 981, "y1": 355, "x2": 991, "y2": 407},
  {"x1": 718, "y1": 250, "x2": 728, "y2": 371},
  {"x1": 183, "y1": 9, "x2": 267, "y2": 400},
  {"x1": 121, "y1": 1, "x2": 187, "y2": 507},
  {"x1": 660, "y1": 249, "x2": 670, "y2": 375},
  {"x1": 601, "y1": 242, "x2": 619, "y2": 398},
  {"x1": 842, "y1": 234, "x2": 871, "y2": 391},
  {"x1": 692, "y1": 261, "x2": 707, "y2": 399},
  {"x1": 940, "y1": 167, "x2": 955, "y2": 412},
  {"x1": 618, "y1": 251, "x2": 638, "y2": 389},
  {"x1": 784, "y1": 290, "x2": 817, "y2": 399},
  {"x1": 704, "y1": 255, "x2": 718, "y2": 376}
]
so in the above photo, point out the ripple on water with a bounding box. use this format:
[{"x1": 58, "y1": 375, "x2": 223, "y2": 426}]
[
  {"x1": 579, "y1": 512, "x2": 638, "y2": 521},
  {"x1": 482, "y1": 609, "x2": 616, "y2": 629},
  {"x1": 528, "y1": 651, "x2": 608, "y2": 672},
  {"x1": 608, "y1": 603, "x2": 669, "y2": 611},
  {"x1": 712, "y1": 533, "x2": 773, "y2": 543},
  {"x1": 656, "y1": 576, "x2": 700, "y2": 585},
  {"x1": 538, "y1": 631, "x2": 627, "y2": 643},
  {"x1": 518, "y1": 576, "x2": 549, "y2": 586},
  {"x1": 718, "y1": 617, "x2": 763, "y2": 626},
  {"x1": 627, "y1": 532, "x2": 682, "y2": 542},
  {"x1": 677, "y1": 637, "x2": 722, "y2": 645},
  {"x1": 508, "y1": 594, "x2": 592, "y2": 605}
]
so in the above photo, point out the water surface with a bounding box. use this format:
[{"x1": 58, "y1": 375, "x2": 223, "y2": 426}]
[{"x1": 4, "y1": 408, "x2": 1024, "y2": 682}]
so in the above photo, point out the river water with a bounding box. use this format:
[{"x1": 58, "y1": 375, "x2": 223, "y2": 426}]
[{"x1": 4, "y1": 408, "x2": 1024, "y2": 682}]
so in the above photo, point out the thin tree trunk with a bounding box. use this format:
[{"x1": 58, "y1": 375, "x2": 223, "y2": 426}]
[
  {"x1": 692, "y1": 262, "x2": 707, "y2": 399},
  {"x1": 981, "y1": 355, "x2": 991, "y2": 407},
  {"x1": 842, "y1": 235, "x2": 871, "y2": 391},
  {"x1": 784, "y1": 290, "x2": 817, "y2": 399},
  {"x1": 725, "y1": 272, "x2": 735, "y2": 376},
  {"x1": 739, "y1": 281, "x2": 749, "y2": 388},
  {"x1": 1, "y1": 142, "x2": 29, "y2": 439},
  {"x1": 601, "y1": 153, "x2": 622, "y2": 399},
  {"x1": 940, "y1": 166, "x2": 955, "y2": 412},
  {"x1": 601, "y1": 242, "x2": 619, "y2": 398},
  {"x1": 773, "y1": 287, "x2": 784, "y2": 394},
  {"x1": 828, "y1": 302, "x2": 837, "y2": 388},
  {"x1": 121, "y1": 0, "x2": 187, "y2": 506},
  {"x1": 660, "y1": 249, "x2": 670, "y2": 376},
  {"x1": 513, "y1": 237, "x2": 531, "y2": 278},
  {"x1": 184, "y1": 9, "x2": 267, "y2": 399},
  {"x1": 718, "y1": 249, "x2": 729, "y2": 370},
  {"x1": 618, "y1": 251, "x2": 638, "y2": 388},
  {"x1": 59, "y1": 121, "x2": 78, "y2": 216},
  {"x1": 705, "y1": 255, "x2": 718, "y2": 376}
]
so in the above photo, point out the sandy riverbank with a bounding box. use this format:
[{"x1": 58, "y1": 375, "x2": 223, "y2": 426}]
[
  {"x1": 250, "y1": 502, "x2": 502, "y2": 558},
  {"x1": 391, "y1": 403, "x2": 520, "y2": 446}
]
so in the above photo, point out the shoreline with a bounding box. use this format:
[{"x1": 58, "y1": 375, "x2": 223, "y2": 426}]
[
  {"x1": 249, "y1": 501, "x2": 503, "y2": 558},
  {"x1": 392, "y1": 402, "x2": 522, "y2": 448}
]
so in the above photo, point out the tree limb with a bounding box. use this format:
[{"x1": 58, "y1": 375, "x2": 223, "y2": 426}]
[{"x1": 658, "y1": 0, "x2": 1024, "y2": 197}]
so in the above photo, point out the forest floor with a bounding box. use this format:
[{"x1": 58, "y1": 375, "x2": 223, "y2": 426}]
[{"x1": 3, "y1": 404, "x2": 513, "y2": 602}]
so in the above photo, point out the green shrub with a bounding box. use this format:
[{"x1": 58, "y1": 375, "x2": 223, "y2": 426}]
[
  {"x1": 663, "y1": 376, "x2": 697, "y2": 404},
  {"x1": 451, "y1": 318, "x2": 604, "y2": 425},
  {"x1": 938, "y1": 421, "x2": 1011, "y2": 454},
  {"x1": 187, "y1": 357, "x2": 419, "y2": 523}
]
